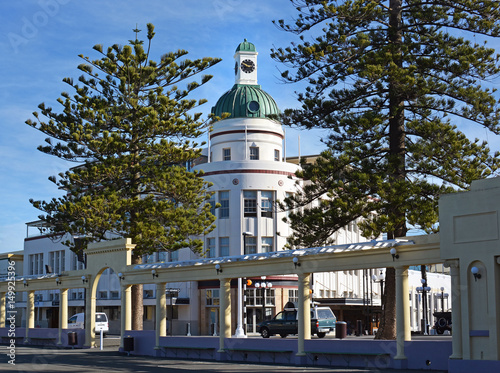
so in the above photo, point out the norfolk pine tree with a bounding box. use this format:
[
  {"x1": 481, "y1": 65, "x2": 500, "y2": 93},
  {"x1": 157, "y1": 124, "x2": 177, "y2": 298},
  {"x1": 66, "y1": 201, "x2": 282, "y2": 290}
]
[
  {"x1": 272, "y1": 1, "x2": 500, "y2": 339},
  {"x1": 27, "y1": 24, "x2": 221, "y2": 330}
]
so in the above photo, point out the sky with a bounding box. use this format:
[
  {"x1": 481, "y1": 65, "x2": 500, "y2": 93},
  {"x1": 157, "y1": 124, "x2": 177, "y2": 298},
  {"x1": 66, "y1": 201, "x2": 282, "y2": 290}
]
[
  {"x1": 0, "y1": 0, "x2": 328, "y2": 254},
  {"x1": 1, "y1": 1, "x2": 500, "y2": 254}
]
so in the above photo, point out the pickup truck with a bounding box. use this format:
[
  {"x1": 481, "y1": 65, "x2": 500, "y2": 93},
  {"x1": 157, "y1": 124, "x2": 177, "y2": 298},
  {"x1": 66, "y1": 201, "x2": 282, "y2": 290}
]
[{"x1": 258, "y1": 307, "x2": 336, "y2": 338}]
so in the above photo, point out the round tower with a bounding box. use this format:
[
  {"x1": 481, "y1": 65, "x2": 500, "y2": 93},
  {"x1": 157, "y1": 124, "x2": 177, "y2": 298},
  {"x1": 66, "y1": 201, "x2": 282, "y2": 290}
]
[{"x1": 195, "y1": 40, "x2": 300, "y2": 258}]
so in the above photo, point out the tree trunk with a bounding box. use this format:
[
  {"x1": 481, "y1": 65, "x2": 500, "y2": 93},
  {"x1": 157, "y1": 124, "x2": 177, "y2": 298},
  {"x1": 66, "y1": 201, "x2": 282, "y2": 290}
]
[
  {"x1": 376, "y1": 0, "x2": 406, "y2": 340},
  {"x1": 376, "y1": 267, "x2": 396, "y2": 339},
  {"x1": 131, "y1": 253, "x2": 144, "y2": 330}
]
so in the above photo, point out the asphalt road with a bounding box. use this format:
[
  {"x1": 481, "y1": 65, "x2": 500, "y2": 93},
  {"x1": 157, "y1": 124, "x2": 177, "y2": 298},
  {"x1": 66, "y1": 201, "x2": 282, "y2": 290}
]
[{"x1": 1, "y1": 345, "x2": 447, "y2": 373}]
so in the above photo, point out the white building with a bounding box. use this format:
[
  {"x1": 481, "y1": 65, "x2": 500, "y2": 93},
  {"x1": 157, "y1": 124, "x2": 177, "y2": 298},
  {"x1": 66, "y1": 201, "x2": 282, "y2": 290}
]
[{"x1": 11, "y1": 40, "x2": 451, "y2": 336}]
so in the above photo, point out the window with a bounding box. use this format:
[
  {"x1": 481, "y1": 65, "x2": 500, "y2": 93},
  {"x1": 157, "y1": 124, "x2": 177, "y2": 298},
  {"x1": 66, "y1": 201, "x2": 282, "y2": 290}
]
[
  {"x1": 250, "y1": 146, "x2": 259, "y2": 160},
  {"x1": 72, "y1": 252, "x2": 85, "y2": 271},
  {"x1": 219, "y1": 191, "x2": 229, "y2": 219},
  {"x1": 207, "y1": 238, "x2": 216, "y2": 258},
  {"x1": 110, "y1": 291, "x2": 119, "y2": 299},
  {"x1": 144, "y1": 290, "x2": 153, "y2": 299},
  {"x1": 223, "y1": 148, "x2": 231, "y2": 161},
  {"x1": 99, "y1": 291, "x2": 108, "y2": 299},
  {"x1": 288, "y1": 289, "x2": 298, "y2": 304},
  {"x1": 29, "y1": 253, "x2": 44, "y2": 275},
  {"x1": 274, "y1": 149, "x2": 280, "y2": 161},
  {"x1": 208, "y1": 196, "x2": 216, "y2": 216},
  {"x1": 170, "y1": 250, "x2": 179, "y2": 262},
  {"x1": 49, "y1": 250, "x2": 66, "y2": 274},
  {"x1": 158, "y1": 251, "x2": 168, "y2": 262},
  {"x1": 245, "y1": 289, "x2": 255, "y2": 305},
  {"x1": 219, "y1": 237, "x2": 229, "y2": 256},
  {"x1": 262, "y1": 237, "x2": 273, "y2": 253},
  {"x1": 261, "y1": 191, "x2": 274, "y2": 218},
  {"x1": 244, "y1": 191, "x2": 257, "y2": 217},
  {"x1": 265, "y1": 288, "x2": 276, "y2": 306},
  {"x1": 244, "y1": 236, "x2": 257, "y2": 254},
  {"x1": 206, "y1": 289, "x2": 220, "y2": 306}
]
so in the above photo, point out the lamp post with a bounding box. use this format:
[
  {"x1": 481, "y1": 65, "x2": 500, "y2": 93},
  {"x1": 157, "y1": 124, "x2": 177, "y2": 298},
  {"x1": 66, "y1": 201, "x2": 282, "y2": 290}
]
[
  {"x1": 166, "y1": 288, "x2": 180, "y2": 336},
  {"x1": 255, "y1": 276, "x2": 272, "y2": 323},
  {"x1": 371, "y1": 271, "x2": 385, "y2": 309},
  {"x1": 440, "y1": 287, "x2": 445, "y2": 312},
  {"x1": 234, "y1": 232, "x2": 252, "y2": 338},
  {"x1": 416, "y1": 279, "x2": 431, "y2": 335},
  {"x1": 371, "y1": 271, "x2": 384, "y2": 333}
]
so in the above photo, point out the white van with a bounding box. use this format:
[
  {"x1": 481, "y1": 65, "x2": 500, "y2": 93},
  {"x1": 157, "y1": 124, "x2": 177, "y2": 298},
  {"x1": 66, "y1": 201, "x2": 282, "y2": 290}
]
[{"x1": 68, "y1": 312, "x2": 109, "y2": 335}]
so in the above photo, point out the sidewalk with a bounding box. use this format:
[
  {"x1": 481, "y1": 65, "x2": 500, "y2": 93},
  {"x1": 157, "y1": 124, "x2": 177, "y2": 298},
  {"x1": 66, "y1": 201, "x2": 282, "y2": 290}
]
[{"x1": 3, "y1": 345, "x2": 447, "y2": 373}]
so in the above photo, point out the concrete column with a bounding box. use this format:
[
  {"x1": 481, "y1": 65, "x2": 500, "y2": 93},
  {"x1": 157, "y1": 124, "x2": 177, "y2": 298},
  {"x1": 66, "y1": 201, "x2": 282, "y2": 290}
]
[
  {"x1": 120, "y1": 285, "x2": 132, "y2": 349},
  {"x1": 218, "y1": 278, "x2": 231, "y2": 352},
  {"x1": 297, "y1": 273, "x2": 311, "y2": 356},
  {"x1": 155, "y1": 283, "x2": 167, "y2": 349},
  {"x1": 0, "y1": 292, "x2": 5, "y2": 328},
  {"x1": 25, "y1": 290, "x2": 35, "y2": 342},
  {"x1": 446, "y1": 260, "x2": 462, "y2": 359},
  {"x1": 84, "y1": 285, "x2": 96, "y2": 348},
  {"x1": 395, "y1": 266, "x2": 410, "y2": 360},
  {"x1": 58, "y1": 288, "x2": 68, "y2": 345}
]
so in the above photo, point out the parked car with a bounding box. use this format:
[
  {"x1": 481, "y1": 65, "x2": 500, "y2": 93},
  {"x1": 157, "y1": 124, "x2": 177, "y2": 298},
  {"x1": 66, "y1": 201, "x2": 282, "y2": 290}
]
[
  {"x1": 433, "y1": 311, "x2": 452, "y2": 334},
  {"x1": 68, "y1": 312, "x2": 109, "y2": 335},
  {"x1": 258, "y1": 307, "x2": 337, "y2": 338}
]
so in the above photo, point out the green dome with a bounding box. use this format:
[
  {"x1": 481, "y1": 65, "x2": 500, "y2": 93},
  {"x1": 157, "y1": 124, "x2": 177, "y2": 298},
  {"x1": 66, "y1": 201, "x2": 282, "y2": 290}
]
[
  {"x1": 211, "y1": 84, "x2": 280, "y2": 119},
  {"x1": 235, "y1": 39, "x2": 256, "y2": 52}
]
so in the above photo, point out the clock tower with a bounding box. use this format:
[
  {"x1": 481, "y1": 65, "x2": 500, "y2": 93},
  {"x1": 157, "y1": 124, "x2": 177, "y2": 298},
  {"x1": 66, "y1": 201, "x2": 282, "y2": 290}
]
[{"x1": 234, "y1": 39, "x2": 258, "y2": 85}]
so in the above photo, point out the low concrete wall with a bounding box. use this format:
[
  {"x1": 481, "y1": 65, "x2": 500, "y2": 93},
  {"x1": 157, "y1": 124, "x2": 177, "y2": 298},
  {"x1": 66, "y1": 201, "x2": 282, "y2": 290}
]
[
  {"x1": 119, "y1": 332, "x2": 453, "y2": 371},
  {"x1": 0, "y1": 327, "x2": 86, "y2": 349}
]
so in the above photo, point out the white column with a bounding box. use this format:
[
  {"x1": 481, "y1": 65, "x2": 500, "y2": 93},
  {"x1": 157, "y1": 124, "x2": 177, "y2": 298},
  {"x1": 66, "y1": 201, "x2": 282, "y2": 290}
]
[
  {"x1": 395, "y1": 266, "x2": 410, "y2": 360},
  {"x1": 0, "y1": 292, "x2": 5, "y2": 328},
  {"x1": 84, "y1": 285, "x2": 96, "y2": 348},
  {"x1": 297, "y1": 273, "x2": 311, "y2": 356},
  {"x1": 120, "y1": 285, "x2": 132, "y2": 349},
  {"x1": 155, "y1": 283, "x2": 167, "y2": 349},
  {"x1": 234, "y1": 278, "x2": 246, "y2": 337},
  {"x1": 447, "y1": 260, "x2": 462, "y2": 359},
  {"x1": 218, "y1": 278, "x2": 231, "y2": 352},
  {"x1": 58, "y1": 288, "x2": 68, "y2": 345},
  {"x1": 24, "y1": 290, "x2": 35, "y2": 342}
]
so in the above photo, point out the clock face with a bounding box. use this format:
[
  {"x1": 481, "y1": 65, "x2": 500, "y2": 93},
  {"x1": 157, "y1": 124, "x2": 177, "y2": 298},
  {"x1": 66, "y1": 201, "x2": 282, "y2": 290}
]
[{"x1": 240, "y1": 59, "x2": 255, "y2": 73}]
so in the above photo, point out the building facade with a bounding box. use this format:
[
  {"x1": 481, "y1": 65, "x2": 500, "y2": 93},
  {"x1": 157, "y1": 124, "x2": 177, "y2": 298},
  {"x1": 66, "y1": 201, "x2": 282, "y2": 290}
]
[{"x1": 9, "y1": 40, "x2": 450, "y2": 336}]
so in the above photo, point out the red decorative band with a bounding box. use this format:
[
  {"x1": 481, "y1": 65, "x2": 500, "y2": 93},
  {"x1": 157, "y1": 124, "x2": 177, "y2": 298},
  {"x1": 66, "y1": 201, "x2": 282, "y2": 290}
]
[
  {"x1": 203, "y1": 169, "x2": 296, "y2": 177},
  {"x1": 210, "y1": 129, "x2": 284, "y2": 140}
]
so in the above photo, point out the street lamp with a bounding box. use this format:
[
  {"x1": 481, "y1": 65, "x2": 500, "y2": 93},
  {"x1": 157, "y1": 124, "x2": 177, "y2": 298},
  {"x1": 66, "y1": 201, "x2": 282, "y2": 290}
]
[
  {"x1": 439, "y1": 287, "x2": 449, "y2": 312},
  {"x1": 416, "y1": 279, "x2": 431, "y2": 335},
  {"x1": 234, "y1": 231, "x2": 252, "y2": 338},
  {"x1": 255, "y1": 276, "x2": 272, "y2": 323},
  {"x1": 371, "y1": 271, "x2": 385, "y2": 309}
]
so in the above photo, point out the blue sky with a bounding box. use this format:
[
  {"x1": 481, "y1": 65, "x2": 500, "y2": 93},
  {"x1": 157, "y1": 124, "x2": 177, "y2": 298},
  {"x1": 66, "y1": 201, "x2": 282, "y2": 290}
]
[
  {"x1": 0, "y1": 0, "x2": 328, "y2": 253},
  {"x1": 1, "y1": 1, "x2": 499, "y2": 254}
]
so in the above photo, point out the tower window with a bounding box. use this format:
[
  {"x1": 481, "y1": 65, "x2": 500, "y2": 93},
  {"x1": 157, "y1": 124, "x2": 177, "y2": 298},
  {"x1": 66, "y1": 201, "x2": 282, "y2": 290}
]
[
  {"x1": 250, "y1": 147, "x2": 259, "y2": 160},
  {"x1": 220, "y1": 237, "x2": 229, "y2": 256},
  {"x1": 262, "y1": 237, "x2": 273, "y2": 253},
  {"x1": 207, "y1": 238, "x2": 215, "y2": 258},
  {"x1": 261, "y1": 191, "x2": 274, "y2": 218},
  {"x1": 219, "y1": 191, "x2": 229, "y2": 219},
  {"x1": 244, "y1": 236, "x2": 257, "y2": 254},
  {"x1": 223, "y1": 148, "x2": 231, "y2": 161},
  {"x1": 274, "y1": 149, "x2": 280, "y2": 161},
  {"x1": 243, "y1": 190, "x2": 257, "y2": 217},
  {"x1": 208, "y1": 196, "x2": 216, "y2": 216}
]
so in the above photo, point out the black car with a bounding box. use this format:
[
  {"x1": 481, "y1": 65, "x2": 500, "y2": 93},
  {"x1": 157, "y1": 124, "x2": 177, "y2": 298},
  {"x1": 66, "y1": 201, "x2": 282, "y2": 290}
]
[{"x1": 258, "y1": 307, "x2": 337, "y2": 338}]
